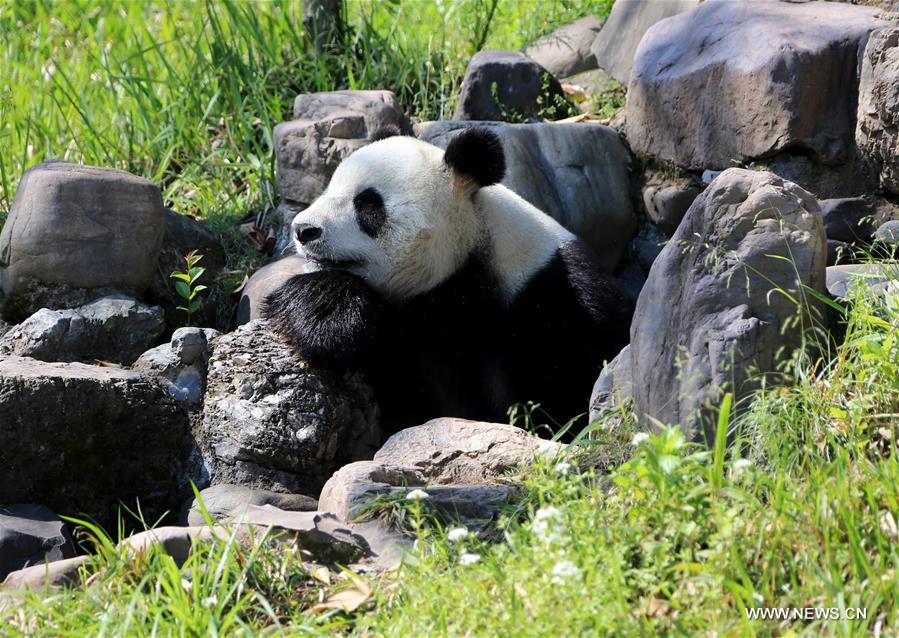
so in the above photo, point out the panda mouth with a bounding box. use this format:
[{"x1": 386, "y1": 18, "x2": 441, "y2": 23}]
[{"x1": 304, "y1": 252, "x2": 363, "y2": 269}]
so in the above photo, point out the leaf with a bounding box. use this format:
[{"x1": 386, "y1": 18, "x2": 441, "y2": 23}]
[
  {"x1": 175, "y1": 281, "x2": 191, "y2": 300},
  {"x1": 309, "y1": 566, "x2": 331, "y2": 585},
  {"x1": 311, "y1": 585, "x2": 372, "y2": 613},
  {"x1": 188, "y1": 299, "x2": 202, "y2": 313},
  {"x1": 170, "y1": 272, "x2": 191, "y2": 283},
  {"x1": 189, "y1": 266, "x2": 206, "y2": 283},
  {"x1": 189, "y1": 285, "x2": 208, "y2": 298}
]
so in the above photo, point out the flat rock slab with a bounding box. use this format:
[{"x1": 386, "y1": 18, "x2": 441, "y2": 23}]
[
  {"x1": 0, "y1": 162, "x2": 165, "y2": 301},
  {"x1": 630, "y1": 168, "x2": 826, "y2": 441},
  {"x1": 0, "y1": 356, "x2": 192, "y2": 530},
  {"x1": 182, "y1": 483, "x2": 318, "y2": 526},
  {"x1": 417, "y1": 121, "x2": 637, "y2": 271},
  {"x1": 198, "y1": 320, "x2": 380, "y2": 496},
  {"x1": 826, "y1": 264, "x2": 898, "y2": 298},
  {"x1": 0, "y1": 504, "x2": 75, "y2": 581},
  {"x1": 627, "y1": 0, "x2": 886, "y2": 170}
]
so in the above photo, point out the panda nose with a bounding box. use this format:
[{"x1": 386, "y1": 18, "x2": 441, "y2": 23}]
[{"x1": 295, "y1": 224, "x2": 322, "y2": 244}]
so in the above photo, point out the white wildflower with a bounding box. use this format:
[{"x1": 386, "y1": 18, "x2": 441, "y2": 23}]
[
  {"x1": 406, "y1": 488, "x2": 430, "y2": 501},
  {"x1": 447, "y1": 527, "x2": 470, "y2": 542},
  {"x1": 752, "y1": 592, "x2": 764, "y2": 604},
  {"x1": 459, "y1": 552, "x2": 480, "y2": 565},
  {"x1": 732, "y1": 458, "x2": 753, "y2": 476},
  {"x1": 201, "y1": 595, "x2": 218, "y2": 607},
  {"x1": 531, "y1": 506, "x2": 565, "y2": 544},
  {"x1": 554, "y1": 461, "x2": 573, "y2": 476},
  {"x1": 181, "y1": 578, "x2": 192, "y2": 592},
  {"x1": 631, "y1": 432, "x2": 650, "y2": 446},
  {"x1": 550, "y1": 559, "x2": 580, "y2": 585}
]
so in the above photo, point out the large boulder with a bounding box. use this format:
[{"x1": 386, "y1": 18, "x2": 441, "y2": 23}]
[
  {"x1": 590, "y1": 0, "x2": 699, "y2": 84},
  {"x1": 275, "y1": 90, "x2": 407, "y2": 206},
  {"x1": 0, "y1": 294, "x2": 165, "y2": 365},
  {"x1": 417, "y1": 121, "x2": 637, "y2": 271},
  {"x1": 453, "y1": 50, "x2": 566, "y2": 122},
  {"x1": 524, "y1": 16, "x2": 604, "y2": 78},
  {"x1": 0, "y1": 504, "x2": 75, "y2": 580},
  {"x1": 630, "y1": 169, "x2": 826, "y2": 441},
  {"x1": 588, "y1": 344, "x2": 633, "y2": 423},
  {"x1": 857, "y1": 26, "x2": 899, "y2": 196},
  {"x1": 235, "y1": 255, "x2": 307, "y2": 326},
  {"x1": 197, "y1": 320, "x2": 380, "y2": 496},
  {"x1": 627, "y1": 0, "x2": 886, "y2": 171},
  {"x1": 0, "y1": 356, "x2": 194, "y2": 530},
  {"x1": 0, "y1": 162, "x2": 166, "y2": 315}
]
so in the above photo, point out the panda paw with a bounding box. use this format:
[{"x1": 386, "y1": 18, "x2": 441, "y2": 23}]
[{"x1": 263, "y1": 271, "x2": 383, "y2": 369}]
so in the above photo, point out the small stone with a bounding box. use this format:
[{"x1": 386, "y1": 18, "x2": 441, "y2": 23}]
[
  {"x1": 874, "y1": 220, "x2": 899, "y2": 246},
  {"x1": 642, "y1": 182, "x2": 700, "y2": 236},
  {"x1": 236, "y1": 255, "x2": 307, "y2": 326},
  {"x1": 588, "y1": 344, "x2": 633, "y2": 422},
  {"x1": 182, "y1": 484, "x2": 318, "y2": 526}
]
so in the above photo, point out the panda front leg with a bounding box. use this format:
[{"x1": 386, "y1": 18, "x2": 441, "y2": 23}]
[{"x1": 263, "y1": 270, "x2": 385, "y2": 369}]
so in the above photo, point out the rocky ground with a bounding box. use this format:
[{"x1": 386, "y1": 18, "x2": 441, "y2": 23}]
[{"x1": 2, "y1": 0, "x2": 899, "y2": 611}]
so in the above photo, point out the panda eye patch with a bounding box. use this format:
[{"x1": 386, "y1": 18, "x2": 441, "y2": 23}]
[{"x1": 353, "y1": 187, "x2": 387, "y2": 238}]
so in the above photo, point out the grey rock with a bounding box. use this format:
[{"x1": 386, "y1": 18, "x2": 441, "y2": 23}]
[
  {"x1": 183, "y1": 483, "x2": 317, "y2": 526},
  {"x1": 590, "y1": 0, "x2": 699, "y2": 84},
  {"x1": 821, "y1": 198, "x2": 876, "y2": 243},
  {"x1": 627, "y1": 0, "x2": 886, "y2": 170},
  {"x1": 0, "y1": 294, "x2": 164, "y2": 365},
  {"x1": 701, "y1": 170, "x2": 722, "y2": 186},
  {"x1": 631, "y1": 169, "x2": 826, "y2": 441},
  {"x1": 132, "y1": 327, "x2": 218, "y2": 405},
  {"x1": 373, "y1": 418, "x2": 563, "y2": 485},
  {"x1": 197, "y1": 320, "x2": 380, "y2": 496},
  {"x1": 2, "y1": 555, "x2": 90, "y2": 591},
  {"x1": 0, "y1": 504, "x2": 75, "y2": 580},
  {"x1": 276, "y1": 90, "x2": 407, "y2": 205},
  {"x1": 150, "y1": 210, "x2": 227, "y2": 331},
  {"x1": 236, "y1": 255, "x2": 308, "y2": 326},
  {"x1": 874, "y1": 219, "x2": 899, "y2": 245},
  {"x1": 524, "y1": 16, "x2": 604, "y2": 78},
  {"x1": 453, "y1": 50, "x2": 565, "y2": 122},
  {"x1": 0, "y1": 163, "x2": 166, "y2": 309},
  {"x1": 417, "y1": 121, "x2": 637, "y2": 271},
  {"x1": 118, "y1": 526, "x2": 210, "y2": 567},
  {"x1": 857, "y1": 27, "x2": 899, "y2": 195},
  {"x1": 826, "y1": 264, "x2": 897, "y2": 299},
  {"x1": 588, "y1": 344, "x2": 633, "y2": 423},
  {"x1": 0, "y1": 355, "x2": 193, "y2": 530},
  {"x1": 642, "y1": 182, "x2": 700, "y2": 236}
]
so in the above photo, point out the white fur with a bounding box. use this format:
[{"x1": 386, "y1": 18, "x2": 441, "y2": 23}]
[{"x1": 292, "y1": 135, "x2": 573, "y2": 301}]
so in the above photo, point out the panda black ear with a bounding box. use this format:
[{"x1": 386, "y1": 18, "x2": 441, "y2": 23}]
[
  {"x1": 370, "y1": 125, "x2": 402, "y2": 142},
  {"x1": 444, "y1": 126, "x2": 506, "y2": 188}
]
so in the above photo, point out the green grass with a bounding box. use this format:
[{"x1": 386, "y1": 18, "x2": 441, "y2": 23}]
[
  {"x1": 0, "y1": 0, "x2": 613, "y2": 230},
  {"x1": 2, "y1": 262, "x2": 897, "y2": 636}
]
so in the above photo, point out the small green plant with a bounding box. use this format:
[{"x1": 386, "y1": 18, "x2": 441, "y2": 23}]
[{"x1": 170, "y1": 250, "x2": 207, "y2": 325}]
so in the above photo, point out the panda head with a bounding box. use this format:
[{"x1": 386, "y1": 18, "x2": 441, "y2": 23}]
[{"x1": 291, "y1": 126, "x2": 506, "y2": 300}]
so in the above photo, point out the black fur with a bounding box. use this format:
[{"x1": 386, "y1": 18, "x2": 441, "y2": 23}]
[
  {"x1": 265, "y1": 240, "x2": 633, "y2": 435},
  {"x1": 263, "y1": 270, "x2": 383, "y2": 368},
  {"x1": 444, "y1": 126, "x2": 506, "y2": 187},
  {"x1": 369, "y1": 125, "x2": 402, "y2": 141},
  {"x1": 353, "y1": 187, "x2": 387, "y2": 238}
]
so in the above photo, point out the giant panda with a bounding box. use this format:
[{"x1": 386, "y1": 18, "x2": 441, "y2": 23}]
[{"x1": 265, "y1": 125, "x2": 633, "y2": 434}]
